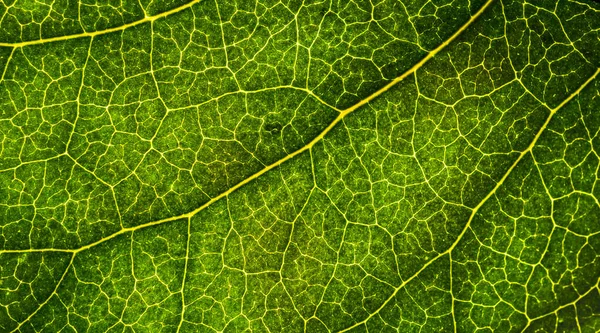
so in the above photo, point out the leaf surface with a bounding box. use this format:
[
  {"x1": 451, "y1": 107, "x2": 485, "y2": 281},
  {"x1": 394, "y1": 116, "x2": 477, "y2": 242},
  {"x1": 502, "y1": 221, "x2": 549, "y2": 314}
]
[{"x1": 0, "y1": 0, "x2": 599, "y2": 331}]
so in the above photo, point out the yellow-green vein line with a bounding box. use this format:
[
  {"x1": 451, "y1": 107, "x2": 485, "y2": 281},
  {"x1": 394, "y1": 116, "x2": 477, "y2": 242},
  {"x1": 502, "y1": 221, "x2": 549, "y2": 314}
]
[
  {"x1": 338, "y1": 67, "x2": 600, "y2": 333},
  {"x1": 0, "y1": 0, "x2": 201, "y2": 48}
]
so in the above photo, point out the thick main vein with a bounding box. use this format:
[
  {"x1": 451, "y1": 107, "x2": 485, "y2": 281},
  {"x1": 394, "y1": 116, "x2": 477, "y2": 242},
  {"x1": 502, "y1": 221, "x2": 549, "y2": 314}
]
[
  {"x1": 338, "y1": 67, "x2": 600, "y2": 333},
  {"x1": 0, "y1": 0, "x2": 494, "y2": 256},
  {"x1": 0, "y1": 0, "x2": 201, "y2": 48}
]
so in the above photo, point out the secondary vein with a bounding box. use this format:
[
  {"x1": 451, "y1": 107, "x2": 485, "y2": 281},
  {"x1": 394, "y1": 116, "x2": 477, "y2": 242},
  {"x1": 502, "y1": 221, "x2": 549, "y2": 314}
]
[
  {"x1": 0, "y1": 0, "x2": 202, "y2": 48},
  {"x1": 0, "y1": 0, "x2": 495, "y2": 255}
]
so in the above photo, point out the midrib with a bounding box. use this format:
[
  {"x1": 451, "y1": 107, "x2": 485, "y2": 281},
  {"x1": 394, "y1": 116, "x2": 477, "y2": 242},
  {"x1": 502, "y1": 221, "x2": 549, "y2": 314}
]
[{"x1": 0, "y1": 0, "x2": 496, "y2": 255}]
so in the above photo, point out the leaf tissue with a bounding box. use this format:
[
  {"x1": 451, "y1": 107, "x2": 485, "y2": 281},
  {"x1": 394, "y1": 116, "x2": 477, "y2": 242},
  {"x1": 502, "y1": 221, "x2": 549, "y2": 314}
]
[{"x1": 0, "y1": 0, "x2": 599, "y2": 331}]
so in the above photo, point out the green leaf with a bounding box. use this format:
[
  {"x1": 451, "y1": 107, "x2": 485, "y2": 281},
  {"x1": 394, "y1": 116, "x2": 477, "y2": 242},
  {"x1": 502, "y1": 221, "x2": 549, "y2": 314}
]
[{"x1": 1, "y1": 0, "x2": 599, "y2": 331}]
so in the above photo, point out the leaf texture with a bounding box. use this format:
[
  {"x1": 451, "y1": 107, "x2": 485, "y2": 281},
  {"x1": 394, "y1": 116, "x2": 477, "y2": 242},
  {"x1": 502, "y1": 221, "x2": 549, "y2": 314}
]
[{"x1": 0, "y1": 0, "x2": 599, "y2": 332}]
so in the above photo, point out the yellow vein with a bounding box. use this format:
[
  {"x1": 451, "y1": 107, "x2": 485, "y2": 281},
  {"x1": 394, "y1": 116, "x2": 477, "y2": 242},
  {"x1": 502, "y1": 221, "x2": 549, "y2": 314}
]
[
  {"x1": 338, "y1": 67, "x2": 600, "y2": 333},
  {"x1": 176, "y1": 217, "x2": 192, "y2": 333},
  {"x1": 0, "y1": 0, "x2": 202, "y2": 48},
  {"x1": 10, "y1": 253, "x2": 75, "y2": 333},
  {"x1": 523, "y1": 278, "x2": 600, "y2": 330},
  {"x1": 0, "y1": 0, "x2": 494, "y2": 256}
]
